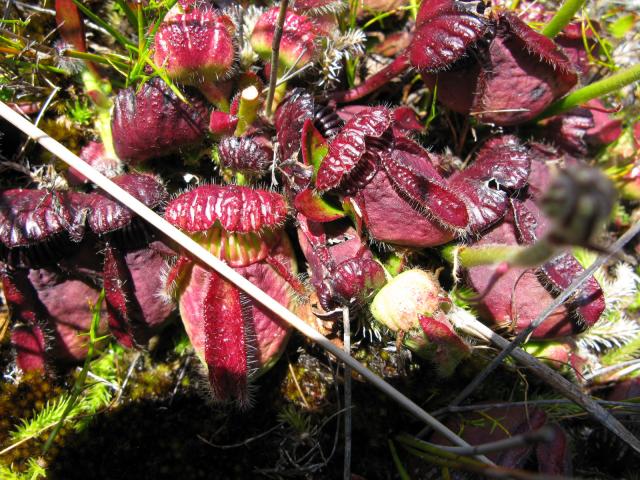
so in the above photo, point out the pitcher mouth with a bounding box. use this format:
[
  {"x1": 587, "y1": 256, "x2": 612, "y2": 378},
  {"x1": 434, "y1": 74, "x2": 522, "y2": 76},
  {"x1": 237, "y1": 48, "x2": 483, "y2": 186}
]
[{"x1": 191, "y1": 225, "x2": 280, "y2": 268}]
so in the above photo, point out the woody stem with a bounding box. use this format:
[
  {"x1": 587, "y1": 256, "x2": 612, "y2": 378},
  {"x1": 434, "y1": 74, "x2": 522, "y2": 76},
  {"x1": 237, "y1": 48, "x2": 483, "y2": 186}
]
[{"x1": 265, "y1": 0, "x2": 290, "y2": 117}]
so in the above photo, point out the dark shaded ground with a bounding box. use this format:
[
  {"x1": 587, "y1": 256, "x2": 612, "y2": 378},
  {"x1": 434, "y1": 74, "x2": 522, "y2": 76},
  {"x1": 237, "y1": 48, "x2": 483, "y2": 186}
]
[
  {"x1": 2, "y1": 301, "x2": 640, "y2": 479},
  {"x1": 45, "y1": 336, "x2": 420, "y2": 479}
]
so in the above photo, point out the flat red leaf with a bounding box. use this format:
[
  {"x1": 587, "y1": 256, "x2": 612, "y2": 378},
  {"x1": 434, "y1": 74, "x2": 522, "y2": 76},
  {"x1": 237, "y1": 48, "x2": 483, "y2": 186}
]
[
  {"x1": 103, "y1": 244, "x2": 137, "y2": 348},
  {"x1": 540, "y1": 109, "x2": 595, "y2": 156},
  {"x1": 429, "y1": 406, "x2": 549, "y2": 467},
  {"x1": 511, "y1": 199, "x2": 540, "y2": 244},
  {"x1": 392, "y1": 106, "x2": 423, "y2": 136},
  {"x1": 209, "y1": 111, "x2": 238, "y2": 137},
  {"x1": 465, "y1": 220, "x2": 574, "y2": 338},
  {"x1": 1, "y1": 266, "x2": 47, "y2": 330},
  {"x1": 474, "y1": 14, "x2": 577, "y2": 125},
  {"x1": 359, "y1": 170, "x2": 457, "y2": 247},
  {"x1": 103, "y1": 243, "x2": 174, "y2": 348},
  {"x1": 535, "y1": 424, "x2": 573, "y2": 475},
  {"x1": 55, "y1": 0, "x2": 87, "y2": 52},
  {"x1": 29, "y1": 269, "x2": 108, "y2": 362},
  {"x1": 418, "y1": 314, "x2": 470, "y2": 377},
  {"x1": 11, "y1": 324, "x2": 47, "y2": 373},
  {"x1": 502, "y1": 11, "x2": 577, "y2": 80}
]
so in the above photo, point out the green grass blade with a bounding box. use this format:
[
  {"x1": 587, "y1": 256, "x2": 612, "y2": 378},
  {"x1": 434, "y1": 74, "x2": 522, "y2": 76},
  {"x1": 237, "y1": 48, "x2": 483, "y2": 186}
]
[
  {"x1": 41, "y1": 289, "x2": 105, "y2": 455},
  {"x1": 71, "y1": 0, "x2": 137, "y2": 50}
]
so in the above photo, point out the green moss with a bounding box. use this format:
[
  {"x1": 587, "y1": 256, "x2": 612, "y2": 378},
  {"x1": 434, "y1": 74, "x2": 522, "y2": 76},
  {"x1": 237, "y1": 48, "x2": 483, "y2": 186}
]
[
  {"x1": 281, "y1": 354, "x2": 331, "y2": 409},
  {"x1": 0, "y1": 372, "x2": 64, "y2": 472}
]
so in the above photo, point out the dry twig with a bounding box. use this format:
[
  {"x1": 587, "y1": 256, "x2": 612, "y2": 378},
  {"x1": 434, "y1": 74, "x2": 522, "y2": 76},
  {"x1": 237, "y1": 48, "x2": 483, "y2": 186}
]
[
  {"x1": 265, "y1": 0, "x2": 289, "y2": 116},
  {"x1": 343, "y1": 305, "x2": 352, "y2": 480}
]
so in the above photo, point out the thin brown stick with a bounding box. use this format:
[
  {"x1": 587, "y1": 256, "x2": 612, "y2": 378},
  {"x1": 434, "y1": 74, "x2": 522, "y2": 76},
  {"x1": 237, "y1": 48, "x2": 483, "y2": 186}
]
[
  {"x1": 425, "y1": 426, "x2": 553, "y2": 456},
  {"x1": 288, "y1": 360, "x2": 311, "y2": 409},
  {"x1": 265, "y1": 0, "x2": 289, "y2": 116},
  {"x1": 343, "y1": 306, "x2": 352, "y2": 480},
  {"x1": 112, "y1": 352, "x2": 141, "y2": 405},
  {"x1": 197, "y1": 423, "x2": 283, "y2": 449}
]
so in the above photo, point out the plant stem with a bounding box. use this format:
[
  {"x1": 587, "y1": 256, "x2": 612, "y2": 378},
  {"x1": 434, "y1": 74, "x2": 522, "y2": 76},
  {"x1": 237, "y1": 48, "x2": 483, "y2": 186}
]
[
  {"x1": 63, "y1": 49, "x2": 129, "y2": 70},
  {"x1": 42, "y1": 289, "x2": 105, "y2": 455},
  {"x1": 114, "y1": 0, "x2": 138, "y2": 30},
  {"x1": 539, "y1": 64, "x2": 640, "y2": 118},
  {"x1": 348, "y1": 0, "x2": 358, "y2": 28},
  {"x1": 14, "y1": 60, "x2": 68, "y2": 74},
  {"x1": 362, "y1": 6, "x2": 415, "y2": 30},
  {"x1": 265, "y1": 0, "x2": 289, "y2": 117},
  {"x1": 396, "y1": 437, "x2": 543, "y2": 479},
  {"x1": 408, "y1": 0, "x2": 418, "y2": 20},
  {"x1": 146, "y1": 0, "x2": 179, "y2": 51},
  {"x1": 80, "y1": 70, "x2": 115, "y2": 156},
  {"x1": 234, "y1": 86, "x2": 260, "y2": 136},
  {"x1": 196, "y1": 82, "x2": 230, "y2": 112},
  {"x1": 541, "y1": 0, "x2": 587, "y2": 38},
  {"x1": 137, "y1": 2, "x2": 145, "y2": 57},
  {"x1": 144, "y1": 58, "x2": 187, "y2": 103},
  {"x1": 442, "y1": 241, "x2": 555, "y2": 269},
  {"x1": 422, "y1": 427, "x2": 554, "y2": 456},
  {"x1": 388, "y1": 440, "x2": 411, "y2": 480}
]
